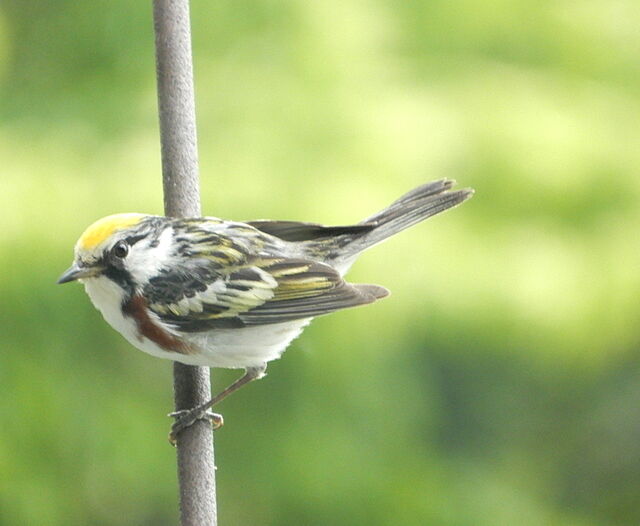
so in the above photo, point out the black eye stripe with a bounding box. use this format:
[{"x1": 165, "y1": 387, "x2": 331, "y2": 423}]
[{"x1": 125, "y1": 234, "x2": 146, "y2": 246}]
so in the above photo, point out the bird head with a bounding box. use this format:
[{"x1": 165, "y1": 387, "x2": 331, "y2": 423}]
[{"x1": 57, "y1": 213, "x2": 163, "y2": 293}]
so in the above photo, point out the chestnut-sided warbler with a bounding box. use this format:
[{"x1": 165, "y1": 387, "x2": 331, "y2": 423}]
[{"x1": 58, "y1": 179, "x2": 473, "y2": 442}]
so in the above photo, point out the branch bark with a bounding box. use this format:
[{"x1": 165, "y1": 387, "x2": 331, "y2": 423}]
[{"x1": 152, "y1": 1, "x2": 218, "y2": 524}]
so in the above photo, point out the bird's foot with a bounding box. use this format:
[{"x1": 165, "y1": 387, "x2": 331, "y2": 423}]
[{"x1": 168, "y1": 408, "x2": 224, "y2": 446}]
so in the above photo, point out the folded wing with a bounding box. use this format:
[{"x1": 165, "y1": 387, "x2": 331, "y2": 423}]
[{"x1": 145, "y1": 257, "x2": 388, "y2": 331}]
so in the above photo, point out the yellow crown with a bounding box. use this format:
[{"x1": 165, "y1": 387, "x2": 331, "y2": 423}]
[{"x1": 77, "y1": 213, "x2": 146, "y2": 251}]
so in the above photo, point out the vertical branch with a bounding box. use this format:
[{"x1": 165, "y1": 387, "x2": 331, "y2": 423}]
[{"x1": 152, "y1": 1, "x2": 218, "y2": 525}]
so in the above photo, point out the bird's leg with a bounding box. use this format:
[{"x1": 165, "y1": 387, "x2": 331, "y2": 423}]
[{"x1": 168, "y1": 364, "x2": 267, "y2": 445}]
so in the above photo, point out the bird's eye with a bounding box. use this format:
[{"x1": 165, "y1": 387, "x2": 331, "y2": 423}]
[{"x1": 112, "y1": 241, "x2": 129, "y2": 259}]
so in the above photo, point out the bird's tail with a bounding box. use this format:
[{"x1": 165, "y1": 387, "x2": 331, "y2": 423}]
[{"x1": 329, "y1": 179, "x2": 473, "y2": 264}]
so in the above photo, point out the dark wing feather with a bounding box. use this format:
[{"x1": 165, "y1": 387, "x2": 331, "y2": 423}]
[
  {"x1": 246, "y1": 220, "x2": 375, "y2": 242},
  {"x1": 239, "y1": 260, "x2": 388, "y2": 325},
  {"x1": 242, "y1": 279, "x2": 388, "y2": 325},
  {"x1": 146, "y1": 256, "x2": 388, "y2": 331}
]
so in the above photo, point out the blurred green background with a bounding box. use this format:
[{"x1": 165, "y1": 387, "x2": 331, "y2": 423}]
[{"x1": 1, "y1": 1, "x2": 639, "y2": 525}]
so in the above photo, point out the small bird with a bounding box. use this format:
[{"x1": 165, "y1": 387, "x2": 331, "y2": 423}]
[{"x1": 58, "y1": 179, "x2": 472, "y2": 442}]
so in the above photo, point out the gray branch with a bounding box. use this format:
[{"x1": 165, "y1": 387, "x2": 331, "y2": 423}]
[{"x1": 152, "y1": 1, "x2": 218, "y2": 524}]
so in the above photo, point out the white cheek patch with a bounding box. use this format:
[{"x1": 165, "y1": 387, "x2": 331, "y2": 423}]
[{"x1": 126, "y1": 226, "x2": 175, "y2": 285}]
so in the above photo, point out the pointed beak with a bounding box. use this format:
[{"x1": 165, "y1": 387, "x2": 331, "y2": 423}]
[{"x1": 57, "y1": 263, "x2": 102, "y2": 284}]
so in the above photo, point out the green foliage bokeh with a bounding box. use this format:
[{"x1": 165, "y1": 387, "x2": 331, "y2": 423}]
[{"x1": 1, "y1": 1, "x2": 639, "y2": 525}]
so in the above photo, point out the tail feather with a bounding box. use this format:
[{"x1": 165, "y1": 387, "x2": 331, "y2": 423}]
[
  {"x1": 337, "y1": 179, "x2": 473, "y2": 260},
  {"x1": 362, "y1": 179, "x2": 458, "y2": 223},
  {"x1": 355, "y1": 283, "x2": 391, "y2": 301}
]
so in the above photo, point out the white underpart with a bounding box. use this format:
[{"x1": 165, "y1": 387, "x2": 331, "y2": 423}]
[
  {"x1": 82, "y1": 274, "x2": 310, "y2": 370},
  {"x1": 183, "y1": 318, "x2": 311, "y2": 369}
]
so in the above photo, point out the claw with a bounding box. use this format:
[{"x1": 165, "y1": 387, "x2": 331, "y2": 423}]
[
  {"x1": 168, "y1": 409, "x2": 224, "y2": 446},
  {"x1": 166, "y1": 365, "x2": 265, "y2": 445}
]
